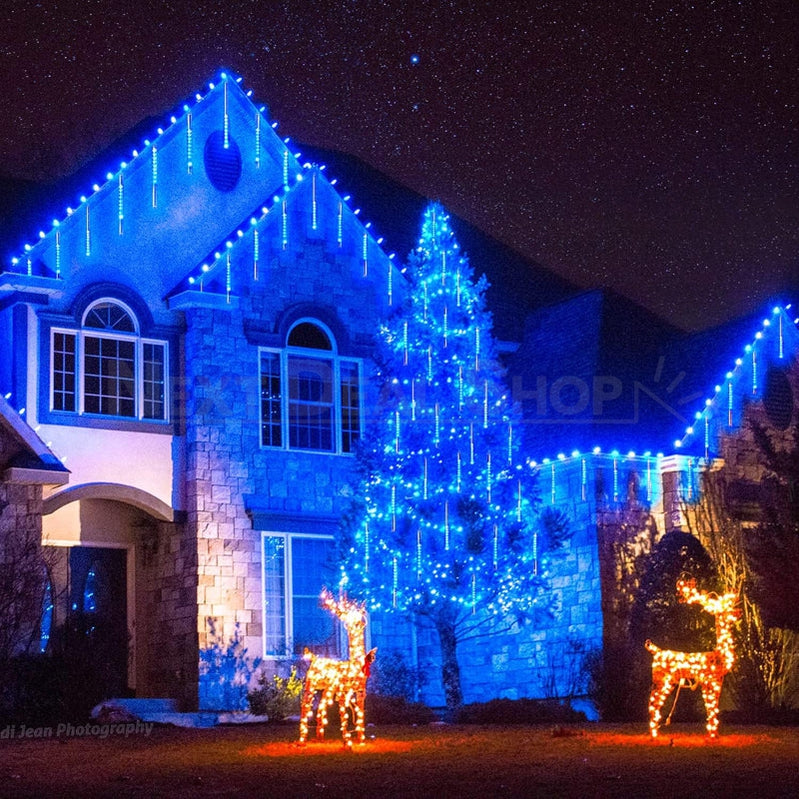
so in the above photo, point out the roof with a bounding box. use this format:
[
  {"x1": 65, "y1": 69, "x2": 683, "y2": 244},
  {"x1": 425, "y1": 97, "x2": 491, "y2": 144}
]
[{"x1": 0, "y1": 394, "x2": 69, "y2": 484}]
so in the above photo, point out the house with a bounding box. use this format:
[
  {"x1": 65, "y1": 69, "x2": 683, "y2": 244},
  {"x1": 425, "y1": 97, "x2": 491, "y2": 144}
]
[{"x1": 1, "y1": 70, "x2": 797, "y2": 711}]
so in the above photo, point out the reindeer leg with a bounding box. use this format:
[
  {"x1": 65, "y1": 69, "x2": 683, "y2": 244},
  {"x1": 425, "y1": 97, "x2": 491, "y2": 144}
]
[
  {"x1": 339, "y1": 691, "x2": 353, "y2": 749},
  {"x1": 648, "y1": 673, "x2": 674, "y2": 739},
  {"x1": 298, "y1": 684, "x2": 315, "y2": 745},
  {"x1": 701, "y1": 680, "x2": 722, "y2": 738},
  {"x1": 317, "y1": 686, "x2": 334, "y2": 740},
  {"x1": 353, "y1": 692, "x2": 366, "y2": 744}
]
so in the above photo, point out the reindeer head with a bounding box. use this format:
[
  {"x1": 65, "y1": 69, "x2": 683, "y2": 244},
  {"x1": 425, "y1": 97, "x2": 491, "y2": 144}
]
[
  {"x1": 320, "y1": 588, "x2": 368, "y2": 634},
  {"x1": 676, "y1": 578, "x2": 740, "y2": 631}
]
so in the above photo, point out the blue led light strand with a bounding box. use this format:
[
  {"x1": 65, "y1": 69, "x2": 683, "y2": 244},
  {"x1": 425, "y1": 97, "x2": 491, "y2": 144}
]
[
  {"x1": 255, "y1": 112, "x2": 261, "y2": 169},
  {"x1": 253, "y1": 228, "x2": 259, "y2": 280},
  {"x1": 752, "y1": 348, "x2": 757, "y2": 395},
  {"x1": 223, "y1": 80, "x2": 229, "y2": 149},
  {"x1": 225, "y1": 250, "x2": 232, "y2": 303},
  {"x1": 728, "y1": 382, "x2": 733, "y2": 427},
  {"x1": 151, "y1": 145, "x2": 158, "y2": 208},
  {"x1": 363, "y1": 521, "x2": 370, "y2": 573},
  {"x1": 85, "y1": 205, "x2": 91, "y2": 257},
  {"x1": 282, "y1": 200, "x2": 288, "y2": 249},
  {"x1": 311, "y1": 171, "x2": 317, "y2": 230},
  {"x1": 118, "y1": 173, "x2": 124, "y2": 235},
  {"x1": 581, "y1": 458, "x2": 587, "y2": 501},
  {"x1": 54, "y1": 230, "x2": 61, "y2": 279},
  {"x1": 186, "y1": 112, "x2": 193, "y2": 173}
]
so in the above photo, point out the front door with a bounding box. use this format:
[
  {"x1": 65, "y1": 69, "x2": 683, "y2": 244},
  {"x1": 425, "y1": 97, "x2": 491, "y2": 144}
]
[{"x1": 68, "y1": 547, "x2": 128, "y2": 697}]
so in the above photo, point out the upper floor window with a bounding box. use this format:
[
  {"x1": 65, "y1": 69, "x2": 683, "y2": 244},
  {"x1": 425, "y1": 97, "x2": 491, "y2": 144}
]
[
  {"x1": 51, "y1": 299, "x2": 168, "y2": 421},
  {"x1": 260, "y1": 320, "x2": 361, "y2": 453}
]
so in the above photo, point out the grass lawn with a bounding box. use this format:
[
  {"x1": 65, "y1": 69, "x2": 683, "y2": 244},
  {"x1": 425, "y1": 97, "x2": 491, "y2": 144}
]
[{"x1": 1, "y1": 721, "x2": 797, "y2": 797}]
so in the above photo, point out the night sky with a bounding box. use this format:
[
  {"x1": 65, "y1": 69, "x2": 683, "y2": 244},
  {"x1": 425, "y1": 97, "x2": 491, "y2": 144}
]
[{"x1": 1, "y1": 0, "x2": 797, "y2": 331}]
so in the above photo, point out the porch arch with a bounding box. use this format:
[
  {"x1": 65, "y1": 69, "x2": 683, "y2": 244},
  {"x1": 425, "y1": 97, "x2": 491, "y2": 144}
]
[{"x1": 43, "y1": 482, "x2": 175, "y2": 522}]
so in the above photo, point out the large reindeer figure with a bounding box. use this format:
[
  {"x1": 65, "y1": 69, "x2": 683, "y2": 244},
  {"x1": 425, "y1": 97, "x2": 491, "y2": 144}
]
[
  {"x1": 645, "y1": 578, "x2": 739, "y2": 738},
  {"x1": 298, "y1": 589, "x2": 377, "y2": 748}
]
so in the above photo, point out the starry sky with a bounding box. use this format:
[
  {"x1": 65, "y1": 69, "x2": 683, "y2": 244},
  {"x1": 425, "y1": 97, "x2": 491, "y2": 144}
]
[{"x1": 1, "y1": 0, "x2": 797, "y2": 331}]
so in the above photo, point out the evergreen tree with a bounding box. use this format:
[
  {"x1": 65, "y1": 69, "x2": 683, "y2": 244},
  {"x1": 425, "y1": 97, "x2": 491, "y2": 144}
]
[{"x1": 340, "y1": 203, "x2": 550, "y2": 711}]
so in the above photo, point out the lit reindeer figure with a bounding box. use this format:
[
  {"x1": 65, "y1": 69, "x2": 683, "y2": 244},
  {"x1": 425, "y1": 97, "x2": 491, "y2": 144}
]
[
  {"x1": 298, "y1": 589, "x2": 376, "y2": 748},
  {"x1": 645, "y1": 578, "x2": 739, "y2": 738}
]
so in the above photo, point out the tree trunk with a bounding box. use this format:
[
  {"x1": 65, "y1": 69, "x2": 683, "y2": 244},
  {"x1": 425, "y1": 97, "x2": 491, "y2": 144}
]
[{"x1": 434, "y1": 609, "x2": 463, "y2": 713}]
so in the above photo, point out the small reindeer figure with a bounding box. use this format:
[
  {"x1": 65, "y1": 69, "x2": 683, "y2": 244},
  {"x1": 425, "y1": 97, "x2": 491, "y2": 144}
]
[
  {"x1": 298, "y1": 588, "x2": 376, "y2": 748},
  {"x1": 645, "y1": 578, "x2": 738, "y2": 738}
]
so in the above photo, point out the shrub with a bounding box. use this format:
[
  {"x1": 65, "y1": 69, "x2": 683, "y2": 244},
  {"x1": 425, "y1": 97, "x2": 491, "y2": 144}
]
[
  {"x1": 369, "y1": 649, "x2": 427, "y2": 702},
  {"x1": 453, "y1": 698, "x2": 587, "y2": 725},
  {"x1": 199, "y1": 620, "x2": 261, "y2": 711},
  {"x1": 364, "y1": 694, "x2": 436, "y2": 725},
  {"x1": 247, "y1": 666, "x2": 303, "y2": 720}
]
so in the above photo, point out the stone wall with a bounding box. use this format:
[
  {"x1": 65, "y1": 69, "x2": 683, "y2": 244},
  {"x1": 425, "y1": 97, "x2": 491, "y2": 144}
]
[
  {"x1": 179, "y1": 211, "x2": 393, "y2": 708},
  {"x1": 0, "y1": 481, "x2": 46, "y2": 659}
]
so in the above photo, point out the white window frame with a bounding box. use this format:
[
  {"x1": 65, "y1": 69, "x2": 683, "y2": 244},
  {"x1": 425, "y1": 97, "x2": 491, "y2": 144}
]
[
  {"x1": 258, "y1": 319, "x2": 362, "y2": 454},
  {"x1": 49, "y1": 298, "x2": 169, "y2": 421},
  {"x1": 261, "y1": 532, "x2": 343, "y2": 659}
]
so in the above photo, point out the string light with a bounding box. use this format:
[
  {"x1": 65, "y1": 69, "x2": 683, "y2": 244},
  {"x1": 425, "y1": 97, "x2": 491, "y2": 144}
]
[
  {"x1": 186, "y1": 112, "x2": 193, "y2": 173},
  {"x1": 253, "y1": 228, "x2": 259, "y2": 280},
  {"x1": 223, "y1": 79, "x2": 229, "y2": 149},
  {"x1": 85, "y1": 204, "x2": 91, "y2": 257},
  {"x1": 581, "y1": 458, "x2": 587, "y2": 501},
  {"x1": 646, "y1": 579, "x2": 738, "y2": 738},
  {"x1": 255, "y1": 111, "x2": 261, "y2": 169},
  {"x1": 151, "y1": 145, "x2": 158, "y2": 207},
  {"x1": 118, "y1": 173, "x2": 124, "y2": 235},
  {"x1": 312, "y1": 170, "x2": 318, "y2": 230},
  {"x1": 298, "y1": 590, "x2": 376, "y2": 748}
]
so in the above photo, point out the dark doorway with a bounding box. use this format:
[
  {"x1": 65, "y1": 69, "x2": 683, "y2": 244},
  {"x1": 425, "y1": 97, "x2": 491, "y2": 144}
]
[{"x1": 67, "y1": 547, "x2": 129, "y2": 697}]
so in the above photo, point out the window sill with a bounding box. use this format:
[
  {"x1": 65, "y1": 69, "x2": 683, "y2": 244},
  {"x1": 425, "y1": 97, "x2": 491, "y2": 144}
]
[{"x1": 40, "y1": 410, "x2": 174, "y2": 435}]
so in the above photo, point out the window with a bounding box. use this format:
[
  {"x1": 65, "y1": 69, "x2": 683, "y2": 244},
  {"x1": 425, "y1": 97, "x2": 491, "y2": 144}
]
[
  {"x1": 262, "y1": 533, "x2": 339, "y2": 657},
  {"x1": 50, "y1": 299, "x2": 168, "y2": 421},
  {"x1": 260, "y1": 320, "x2": 361, "y2": 453},
  {"x1": 39, "y1": 577, "x2": 54, "y2": 654}
]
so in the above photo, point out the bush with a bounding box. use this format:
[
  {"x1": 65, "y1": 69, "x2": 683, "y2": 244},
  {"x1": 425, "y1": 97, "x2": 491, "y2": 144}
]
[
  {"x1": 453, "y1": 698, "x2": 587, "y2": 725},
  {"x1": 369, "y1": 649, "x2": 427, "y2": 702},
  {"x1": 199, "y1": 620, "x2": 261, "y2": 712},
  {"x1": 247, "y1": 666, "x2": 303, "y2": 720},
  {"x1": 364, "y1": 694, "x2": 436, "y2": 725}
]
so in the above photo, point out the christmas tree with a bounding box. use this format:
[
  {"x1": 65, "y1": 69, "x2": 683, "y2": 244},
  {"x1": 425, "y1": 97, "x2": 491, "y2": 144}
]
[{"x1": 340, "y1": 203, "x2": 551, "y2": 710}]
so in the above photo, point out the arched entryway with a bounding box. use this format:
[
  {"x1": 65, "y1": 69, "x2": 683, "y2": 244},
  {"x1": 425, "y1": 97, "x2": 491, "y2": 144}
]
[{"x1": 42, "y1": 483, "x2": 174, "y2": 696}]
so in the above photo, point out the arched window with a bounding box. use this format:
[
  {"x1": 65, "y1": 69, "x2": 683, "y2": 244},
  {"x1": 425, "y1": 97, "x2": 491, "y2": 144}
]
[
  {"x1": 51, "y1": 298, "x2": 168, "y2": 421},
  {"x1": 260, "y1": 319, "x2": 361, "y2": 453}
]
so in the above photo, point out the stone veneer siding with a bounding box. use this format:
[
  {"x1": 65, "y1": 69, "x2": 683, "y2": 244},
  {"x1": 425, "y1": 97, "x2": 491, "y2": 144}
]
[{"x1": 179, "y1": 235, "x2": 389, "y2": 709}]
